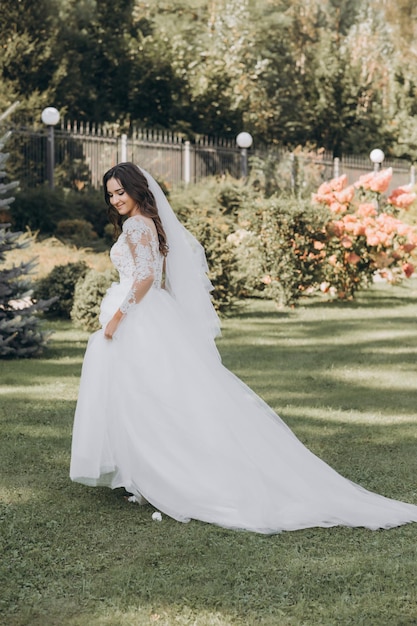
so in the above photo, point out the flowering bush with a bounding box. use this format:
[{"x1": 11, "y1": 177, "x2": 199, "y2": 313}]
[
  {"x1": 312, "y1": 170, "x2": 417, "y2": 299},
  {"x1": 229, "y1": 194, "x2": 330, "y2": 307},
  {"x1": 231, "y1": 169, "x2": 416, "y2": 308}
]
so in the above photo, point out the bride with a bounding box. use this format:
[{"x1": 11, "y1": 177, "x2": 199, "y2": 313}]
[{"x1": 70, "y1": 162, "x2": 417, "y2": 534}]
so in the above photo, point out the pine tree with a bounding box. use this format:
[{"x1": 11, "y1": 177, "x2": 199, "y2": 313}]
[{"x1": 0, "y1": 107, "x2": 56, "y2": 358}]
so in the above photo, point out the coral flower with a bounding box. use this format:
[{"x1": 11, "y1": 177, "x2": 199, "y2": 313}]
[
  {"x1": 312, "y1": 192, "x2": 335, "y2": 205},
  {"x1": 342, "y1": 221, "x2": 355, "y2": 233},
  {"x1": 357, "y1": 203, "x2": 377, "y2": 218},
  {"x1": 388, "y1": 184, "x2": 417, "y2": 209},
  {"x1": 334, "y1": 185, "x2": 355, "y2": 204},
  {"x1": 377, "y1": 213, "x2": 397, "y2": 234},
  {"x1": 390, "y1": 192, "x2": 417, "y2": 209},
  {"x1": 355, "y1": 168, "x2": 393, "y2": 193},
  {"x1": 311, "y1": 170, "x2": 416, "y2": 298},
  {"x1": 352, "y1": 223, "x2": 366, "y2": 236},
  {"x1": 366, "y1": 233, "x2": 380, "y2": 246},
  {"x1": 329, "y1": 201, "x2": 346, "y2": 214},
  {"x1": 341, "y1": 236, "x2": 353, "y2": 248},
  {"x1": 396, "y1": 223, "x2": 412, "y2": 237},
  {"x1": 371, "y1": 168, "x2": 393, "y2": 193},
  {"x1": 401, "y1": 242, "x2": 416, "y2": 253},
  {"x1": 402, "y1": 262, "x2": 415, "y2": 278},
  {"x1": 346, "y1": 252, "x2": 361, "y2": 264},
  {"x1": 343, "y1": 214, "x2": 357, "y2": 223},
  {"x1": 375, "y1": 232, "x2": 391, "y2": 246},
  {"x1": 354, "y1": 171, "x2": 375, "y2": 189},
  {"x1": 316, "y1": 181, "x2": 333, "y2": 195},
  {"x1": 329, "y1": 174, "x2": 348, "y2": 192}
]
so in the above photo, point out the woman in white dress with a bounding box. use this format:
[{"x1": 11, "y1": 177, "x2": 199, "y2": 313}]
[{"x1": 70, "y1": 162, "x2": 417, "y2": 534}]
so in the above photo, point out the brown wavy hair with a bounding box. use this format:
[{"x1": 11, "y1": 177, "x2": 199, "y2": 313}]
[{"x1": 103, "y1": 162, "x2": 169, "y2": 256}]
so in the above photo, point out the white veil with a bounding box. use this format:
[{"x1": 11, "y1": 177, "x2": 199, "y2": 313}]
[{"x1": 139, "y1": 167, "x2": 221, "y2": 345}]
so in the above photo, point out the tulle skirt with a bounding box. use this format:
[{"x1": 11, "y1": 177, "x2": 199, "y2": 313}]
[{"x1": 70, "y1": 283, "x2": 417, "y2": 533}]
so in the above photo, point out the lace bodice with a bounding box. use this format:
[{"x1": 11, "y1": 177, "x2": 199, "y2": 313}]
[{"x1": 110, "y1": 215, "x2": 164, "y2": 314}]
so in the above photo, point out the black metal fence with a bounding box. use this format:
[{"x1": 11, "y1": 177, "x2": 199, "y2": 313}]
[{"x1": 4, "y1": 121, "x2": 415, "y2": 192}]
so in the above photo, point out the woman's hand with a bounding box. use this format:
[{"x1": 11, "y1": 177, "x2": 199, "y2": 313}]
[{"x1": 104, "y1": 309, "x2": 124, "y2": 340}]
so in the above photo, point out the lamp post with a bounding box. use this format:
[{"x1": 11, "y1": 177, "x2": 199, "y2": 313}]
[
  {"x1": 41, "y1": 107, "x2": 60, "y2": 188},
  {"x1": 370, "y1": 148, "x2": 385, "y2": 172},
  {"x1": 236, "y1": 131, "x2": 253, "y2": 179}
]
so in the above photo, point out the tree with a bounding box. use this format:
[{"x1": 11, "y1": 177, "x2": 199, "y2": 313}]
[
  {"x1": 0, "y1": 109, "x2": 55, "y2": 358},
  {"x1": 0, "y1": 0, "x2": 59, "y2": 123},
  {"x1": 1, "y1": 0, "x2": 417, "y2": 156}
]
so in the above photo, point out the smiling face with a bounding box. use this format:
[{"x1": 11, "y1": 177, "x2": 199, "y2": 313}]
[{"x1": 106, "y1": 177, "x2": 140, "y2": 218}]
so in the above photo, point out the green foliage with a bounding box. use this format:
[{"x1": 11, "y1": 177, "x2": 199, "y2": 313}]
[
  {"x1": 10, "y1": 187, "x2": 69, "y2": 234},
  {"x1": 234, "y1": 194, "x2": 330, "y2": 307},
  {"x1": 249, "y1": 149, "x2": 328, "y2": 199},
  {"x1": 71, "y1": 268, "x2": 116, "y2": 331},
  {"x1": 227, "y1": 228, "x2": 265, "y2": 298},
  {"x1": 65, "y1": 188, "x2": 108, "y2": 237},
  {"x1": 170, "y1": 179, "x2": 245, "y2": 313},
  {"x1": 2, "y1": 0, "x2": 417, "y2": 155},
  {"x1": 103, "y1": 222, "x2": 115, "y2": 245},
  {"x1": 35, "y1": 261, "x2": 88, "y2": 318},
  {"x1": 55, "y1": 218, "x2": 97, "y2": 247},
  {"x1": 185, "y1": 206, "x2": 243, "y2": 313},
  {"x1": 10, "y1": 186, "x2": 107, "y2": 237}
]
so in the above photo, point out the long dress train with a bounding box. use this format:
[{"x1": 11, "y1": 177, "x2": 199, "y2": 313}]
[{"x1": 70, "y1": 214, "x2": 417, "y2": 534}]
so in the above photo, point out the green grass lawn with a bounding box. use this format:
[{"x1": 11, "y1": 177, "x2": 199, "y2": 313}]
[{"x1": 1, "y1": 281, "x2": 417, "y2": 626}]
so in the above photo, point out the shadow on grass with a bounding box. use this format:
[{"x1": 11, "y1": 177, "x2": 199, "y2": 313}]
[
  {"x1": 2, "y1": 412, "x2": 417, "y2": 626},
  {"x1": 2, "y1": 397, "x2": 417, "y2": 621},
  {"x1": 235, "y1": 280, "x2": 417, "y2": 316},
  {"x1": 2, "y1": 289, "x2": 417, "y2": 624},
  {"x1": 305, "y1": 291, "x2": 417, "y2": 310}
]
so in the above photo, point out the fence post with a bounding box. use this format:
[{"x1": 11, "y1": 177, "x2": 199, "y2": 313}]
[
  {"x1": 290, "y1": 153, "x2": 299, "y2": 193},
  {"x1": 183, "y1": 140, "x2": 191, "y2": 184},
  {"x1": 333, "y1": 157, "x2": 340, "y2": 179},
  {"x1": 120, "y1": 133, "x2": 128, "y2": 163}
]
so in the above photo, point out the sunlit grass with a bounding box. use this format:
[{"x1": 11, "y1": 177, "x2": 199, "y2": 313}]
[
  {"x1": 1, "y1": 283, "x2": 417, "y2": 625},
  {"x1": 5, "y1": 235, "x2": 112, "y2": 279}
]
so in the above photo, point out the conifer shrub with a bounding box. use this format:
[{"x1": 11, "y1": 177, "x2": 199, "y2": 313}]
[
  {"x1": 0, "y1": 225, "x2": 57, "y2": 358},
  {"x1": 34, "y1": 261, "x2": 88, "y2": 318},
  {"x1": 71, "y1": 269, "x2": 117, "y2": 331},
  {"x1": 0, "y1": 119, "x2": 55, "y2": 358}
]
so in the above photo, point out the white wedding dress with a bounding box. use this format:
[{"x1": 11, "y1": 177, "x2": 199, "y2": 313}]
[{"x1": 70, "y1": 214, "x2": 417, "y2": 533}]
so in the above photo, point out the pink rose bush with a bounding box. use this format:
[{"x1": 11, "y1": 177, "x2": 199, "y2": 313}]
[{"x1": 312, "y1": 169, "x2": 417, "y2": 299}]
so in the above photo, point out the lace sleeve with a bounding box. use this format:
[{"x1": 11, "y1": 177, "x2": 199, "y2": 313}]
[{"x1": 119, "y1": 217, "x2": 155, "y2": 314}]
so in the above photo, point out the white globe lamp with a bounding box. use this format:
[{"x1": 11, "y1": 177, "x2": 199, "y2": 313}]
[
  {"x1": 236, "y1": 132, "x2": 253, "y2": 178},
  {"x1": 41, "y1": 107, "x2": 60, "y2": 188},
  {"x1": 370, "y1": 149, "x2": 385, "y2": 172},
  {"x1": 41, "y1": 107, "x2": 60, "y2": 127}
]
